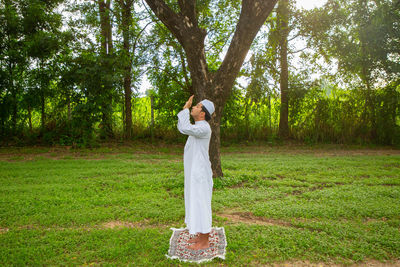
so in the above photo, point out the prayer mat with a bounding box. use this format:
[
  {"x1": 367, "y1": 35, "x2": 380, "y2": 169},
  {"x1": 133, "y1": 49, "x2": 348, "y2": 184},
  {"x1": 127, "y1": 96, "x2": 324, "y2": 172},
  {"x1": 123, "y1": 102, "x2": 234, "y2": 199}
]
[{"x1": 166, "y1": 227, "x2": 227, "y2": 264}]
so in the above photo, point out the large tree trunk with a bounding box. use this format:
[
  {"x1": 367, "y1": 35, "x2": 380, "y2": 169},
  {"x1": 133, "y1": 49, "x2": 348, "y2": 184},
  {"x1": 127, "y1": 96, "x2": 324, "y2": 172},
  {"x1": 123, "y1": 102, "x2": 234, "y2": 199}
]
[
  {"x1": 278, "y1": 0, "x2": 290, "y2": 139},
  {"x1": 144, "y1": 0, "x2": 278, "y2": 177},
  {"x1": 119, "y1": 0, "x2": 133, "y2": 139},
  {"x1": 98, "y1": 0, "x2": 114, "y2": 139},
  {"x1": 208, "y1": 105, "x2": 223, "y2": 177}
]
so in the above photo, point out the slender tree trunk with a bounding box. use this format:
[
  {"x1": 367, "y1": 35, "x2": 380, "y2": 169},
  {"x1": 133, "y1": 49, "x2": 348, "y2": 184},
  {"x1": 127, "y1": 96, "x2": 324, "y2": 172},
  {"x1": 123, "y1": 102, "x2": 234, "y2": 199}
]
[
  {"x1": 106, "y1": 2, "x2": 113, "y2": 53},
  {"x1": 8, "y1": 60, "x2": 17, "y2": 134},
  {"x1": 122, "y1": 97, "x2": 125, "y2": 134},
  {"x1": 119, "y1": 0, "x2": 133, "y2": 139},
  {"x1": 28, "y1": 104, "x2": 32, "y2": 133},
  {"x1": 245, "y1": 99, "x2": 250, "y2": 139},
  {"x1": 359, "y1": 32, "x2": 377, "y2": 141},
  {"x1": 39, "y1": 60, "x2": 46, "y2": 131},
  {"x1": 177, "y1": 48, "x2": 193, "y2": 95},
  {"x1": 124, "y1": 78, "x2": 132, "y2": 139},
  {"x1": 67, "y1": 93, "x2": 71, "y2": 122},
  {"x1": 278, "y1": 0, "x2": 290, "y2": 139},
  {"x1": 364, "y1": 72, "x2": 376, "y2": 140},
  {"x1": 99, "y1": 0, "x2": 113, "y2": 54},
  {"x1": 150, "y1": 94, "x2": 155, "y2": 142},
  {"x1": 99, "y1": 1, "x2": 107, "y2": 52},
  {"x1": 360, "y1": 61, "x2": 376, "y2": 140},
  {"x1": 98, "y1": 0, "x2": 114, "y2": 139},
  {"x1": 5, "y1": 1, "x2": 17, "y2": 135},
  {"x1": 11, "y1": 82, "x2": 17, "y2": 134},
  {"x1": 392, "y1": 90, "x2": 397, "y2": 144},
  {"x1": 268, "y1": 94, "x2": 271, "y2": 130},
  {"x1": 41, "y1": 93, "x2": 46, "y2": 131},
  {"x1": 366, "y1": 79, "x2": 376, "y2": 139}
]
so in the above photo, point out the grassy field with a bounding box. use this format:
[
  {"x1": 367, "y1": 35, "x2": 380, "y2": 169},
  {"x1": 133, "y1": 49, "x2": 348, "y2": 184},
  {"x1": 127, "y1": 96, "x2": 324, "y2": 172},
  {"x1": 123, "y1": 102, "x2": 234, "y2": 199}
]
[{"x1": 0, "y1": 143, "x2": 399, "y2": 266}]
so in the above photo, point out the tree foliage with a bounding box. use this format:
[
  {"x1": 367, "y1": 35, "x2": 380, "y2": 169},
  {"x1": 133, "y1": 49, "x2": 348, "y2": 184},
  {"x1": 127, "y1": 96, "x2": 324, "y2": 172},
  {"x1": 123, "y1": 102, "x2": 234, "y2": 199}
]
[{"x1": 0, "y1": 0, "x2": 398, "y2": 147}]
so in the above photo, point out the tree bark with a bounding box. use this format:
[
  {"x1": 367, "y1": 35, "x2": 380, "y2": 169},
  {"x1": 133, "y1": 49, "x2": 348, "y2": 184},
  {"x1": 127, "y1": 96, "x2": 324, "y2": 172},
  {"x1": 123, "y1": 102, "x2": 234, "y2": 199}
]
[
  {"x1": 99, "y1": 0, "x2": 113, "y2": 54},
  {"x1": 67, "y1": 93, "x2": 71, "y2": 122},
  {"x1": 119, "y1": 0, "x2": 133, "y2": 139},
  {"x1": 10, "y1": 68, "x2": 17, "y2": 134},
  {"x1": 40, "y1": 60, "x2": 46, "y2": 131},
  {"x1": 144, "y1": 0, "x2": 278, "y2": 177},
  {"x1": 98, "y1": 0, "x2": 114, "y2": 139},
  {"x1": 278, "y1": 0, "x2": 290, "y2": 139},
  {"x1": 5, "y1": 1, "x2": 17, "y2": 135}
]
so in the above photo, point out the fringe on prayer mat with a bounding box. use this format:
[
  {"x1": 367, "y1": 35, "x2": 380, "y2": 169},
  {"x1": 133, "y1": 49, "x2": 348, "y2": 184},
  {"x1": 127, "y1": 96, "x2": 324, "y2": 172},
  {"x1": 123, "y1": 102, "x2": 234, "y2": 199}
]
[{"x1": 165, "y1": 227, "x2": 227, "y2": 264}]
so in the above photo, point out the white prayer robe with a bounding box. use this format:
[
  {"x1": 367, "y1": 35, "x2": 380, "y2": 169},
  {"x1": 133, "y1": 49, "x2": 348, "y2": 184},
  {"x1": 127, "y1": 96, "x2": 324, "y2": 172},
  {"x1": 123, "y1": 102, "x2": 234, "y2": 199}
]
[{"x1": 177, "y1": 108, "x2": 213, "y2": 235}]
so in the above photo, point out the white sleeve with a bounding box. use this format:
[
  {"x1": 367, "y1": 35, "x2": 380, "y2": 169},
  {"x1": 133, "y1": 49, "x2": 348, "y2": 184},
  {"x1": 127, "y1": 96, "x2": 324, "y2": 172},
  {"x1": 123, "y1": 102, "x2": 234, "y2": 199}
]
[{"x1": 177, "y1": 109, "x2": 210, "y2": 138}]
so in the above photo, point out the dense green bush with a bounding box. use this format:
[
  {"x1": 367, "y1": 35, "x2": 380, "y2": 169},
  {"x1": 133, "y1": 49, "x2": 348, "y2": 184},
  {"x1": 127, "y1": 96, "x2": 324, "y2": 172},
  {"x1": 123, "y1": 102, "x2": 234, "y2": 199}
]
[{"x1": 1, "y1": 79, "x2": 399, "y2": 147}]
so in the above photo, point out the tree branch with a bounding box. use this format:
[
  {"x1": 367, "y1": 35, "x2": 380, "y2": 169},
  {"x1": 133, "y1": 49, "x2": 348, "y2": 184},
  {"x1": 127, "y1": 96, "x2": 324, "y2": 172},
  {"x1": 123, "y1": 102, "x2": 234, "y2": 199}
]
[
  {"x1": 215, "y1": 0, "x2": 278, "y2": 99},
  {"x1": 144, "y1": 0, "x2": 206, "y2": 48},
  {"x1": 177, "y1": 48, "x2": 191, "y2": 89},
  {"x1": 177, "y1": 0, "x2": 197, "y2": 28},
  {"x1": 287, "y1": 32, "x2": 301, "y2": 42},
  {"x1": 205, "y1": 28, "x2": 235, "y2": 52},
  {"x1": 143, "y1": 0, "x2": 186, "y2": 44},
  {"x1": 132, "y1": 21, "x2": 153, "y2": 55},
  {"x1": 289, "y1": 46, "x2": 308, "y2": 54}
]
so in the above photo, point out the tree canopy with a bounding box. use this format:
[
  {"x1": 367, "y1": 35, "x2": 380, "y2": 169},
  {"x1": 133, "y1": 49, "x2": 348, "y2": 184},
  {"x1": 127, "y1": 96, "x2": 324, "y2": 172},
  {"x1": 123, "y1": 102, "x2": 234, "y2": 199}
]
[{"x1": 0, "y1": 0, "x2": 399, "y2": 151}]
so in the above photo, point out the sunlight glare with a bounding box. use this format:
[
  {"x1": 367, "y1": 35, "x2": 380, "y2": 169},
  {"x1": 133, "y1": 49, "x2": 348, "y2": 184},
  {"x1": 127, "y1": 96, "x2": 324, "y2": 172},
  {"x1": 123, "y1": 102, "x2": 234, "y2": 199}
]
[{"x1": 296, "y1": 0, "x2": 327, "y2": 10}]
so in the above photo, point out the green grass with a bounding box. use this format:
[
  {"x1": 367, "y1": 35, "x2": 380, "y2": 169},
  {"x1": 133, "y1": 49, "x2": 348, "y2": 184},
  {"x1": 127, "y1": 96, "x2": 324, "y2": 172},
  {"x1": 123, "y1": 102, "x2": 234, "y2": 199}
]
[{"x1": 0, "y1": 144, "x2": 399, "y2": 265}]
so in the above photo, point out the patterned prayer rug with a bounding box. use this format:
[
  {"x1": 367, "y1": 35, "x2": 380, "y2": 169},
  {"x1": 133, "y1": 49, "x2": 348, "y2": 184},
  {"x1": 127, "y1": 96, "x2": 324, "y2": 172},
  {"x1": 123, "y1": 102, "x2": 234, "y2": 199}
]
[{"x1": 166, "y1": 227, "x2": 227, "y2": 264}]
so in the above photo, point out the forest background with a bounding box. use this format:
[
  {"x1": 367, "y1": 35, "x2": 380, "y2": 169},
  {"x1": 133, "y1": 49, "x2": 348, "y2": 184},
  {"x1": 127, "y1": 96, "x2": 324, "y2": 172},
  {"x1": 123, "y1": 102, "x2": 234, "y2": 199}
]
[{"x1": 1, "y1": 0, "x2": 399, "y2": 148}]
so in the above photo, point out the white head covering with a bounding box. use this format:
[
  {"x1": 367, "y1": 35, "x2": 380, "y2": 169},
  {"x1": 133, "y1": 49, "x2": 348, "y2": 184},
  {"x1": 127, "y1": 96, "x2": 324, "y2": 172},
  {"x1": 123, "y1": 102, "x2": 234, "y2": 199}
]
[{"x1": 200, "y1": 99, "x2": 215, "y2": 115}]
